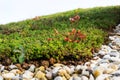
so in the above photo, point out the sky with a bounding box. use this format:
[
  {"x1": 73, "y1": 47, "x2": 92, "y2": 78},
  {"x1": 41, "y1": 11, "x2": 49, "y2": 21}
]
[{"x1": 0, "y1": 0, "x2": 120, "y2": 24}]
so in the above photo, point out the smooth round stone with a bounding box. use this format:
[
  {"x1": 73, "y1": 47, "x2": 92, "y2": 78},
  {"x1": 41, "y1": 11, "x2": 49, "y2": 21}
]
[
  {"x1": 109, "y1": 57, "x2": 120, "y2": 63},
  {"x1": 31, "y1": 78, "x2": 39, "y2": 80},
  {"x1": 109, "y1": 36, "x2": 117, "y2": 41},
  {"x1": 108, "y1": 50, "x2": 120, "y2": 58},
  {"x1": 98, "y1": 50, "x2": 107, "y2": 56},
  {"x1": 111, "y1": 70, "x2": 120, "y2": 76},
  {"x1": 69, "y1": 65, "x2": 75, "y2": 74},
  {"x1": 12, "y1": 74, "x2": 23, "y2": 80},
  {"x1": 46, "y1": 72, "x2": 52, "y2": 80},
  {"x1": 54, "y1": 76, "x2": 63, "y2": 80},
  {"x1": 10, "y1": 69, "x2": 22, "y2": 74},
  {"x1": 108, "y1": 43, "x2": 118, "y2": 50},
  {"x1": 52, "y1": 67, "x2": 62, "y2": 77},
  {"x1": 36, "y1": 66, "x2": 45, "y2": 72},
  {"x1": 34, "y1": 71, "x2": 47, "y2": 80},
  {"x1": 0, "y1": 75, "x2": 3, "y2": 80},
  {"x1": 89, "y1": 74, "x2": 95, "y2": 80},
  {"x1": 63, "y1": 66, "x2": 71, "y2": 74},
  {"x1": 9, "y1": 64, "x2": 17, "y2": 69},
  {"x1": 81, "y1": 76, "x2": 88, "y2": 80},
  {"x1": 101, "y1": 45, "x2": 112, "y2": 53},
  {"x1": 111, "y1": 76, "x2": 120, "y2": 80},
  {"x1": 103, "y1": 55, "x2": 111, "y2": 60},
  {"x1": 93, "y1": 66, "x2": 105, "y2": 78},
  {"x1": 53, "y1": 63, "x2": 64, "y2": 67},
  {"x1": 95, "y1": 74, "x2": 111, "y2": 80},
  {"x1": 2, "y1": 72, "x2": 15, "y2": 79},
  {"x1": 23, "y1": 70, "x2": 34, "y2": 79},
  {"x1": 75, "y1": 65, "x2": 82, "y2": 71},
  {"x1": 82, "y1": 69, "x2": 90, "y2": 76},
  {"x1": 69, "y1": 74, "x2": 81, "y2": 80},
  {"x1": 0, "y1": 66, "x2": 5, "y2": 72},
  {"x1": 104, "y1": 68, "x2": 115, "y2": 74},
  {"x1": 108, "y1": 64, "x2": 118, "y2": 71},
  {"x1": 58, "y1": 69, "x2": 70, "y2": 80},
  {"x1": 28, "y1": 64, "x2": 36, "y2": 72}
]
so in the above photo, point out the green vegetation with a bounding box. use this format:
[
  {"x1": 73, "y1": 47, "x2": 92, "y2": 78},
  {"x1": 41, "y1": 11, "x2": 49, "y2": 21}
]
[{"x1": 0, "y1": 6, "x2": 120, "y2": 63}]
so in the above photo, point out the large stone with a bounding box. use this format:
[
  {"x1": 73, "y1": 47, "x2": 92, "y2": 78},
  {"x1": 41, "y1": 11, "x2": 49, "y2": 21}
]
[
  {"x1": 23, "y1": 70, "x2": 34, "y2": 79},
  {"x1": 2, "y1": 72, "x2": 15, "y2": 79},
  {"x1": 34, "y1": 71, "x2": 47, "y2": 80},
  {"x1": 28, "y1": 64, "x2": 36, "y2": 72},
  {"x1": 0, "y1": 75, "x2": 3, "y2": 80},
  {"x1": 54, "y1": 76, "x2": 63, "y2": 80}
]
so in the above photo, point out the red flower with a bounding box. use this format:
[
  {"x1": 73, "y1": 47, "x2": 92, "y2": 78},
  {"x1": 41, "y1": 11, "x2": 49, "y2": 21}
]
[{"x1": 47, "y1": 38, "x2": 52, "y2": 41}]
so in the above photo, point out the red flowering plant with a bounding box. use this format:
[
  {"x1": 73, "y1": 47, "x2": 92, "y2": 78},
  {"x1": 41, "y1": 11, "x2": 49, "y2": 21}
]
[{"x1": 64, "y1": 28, "x2": 86, "y2": 43}]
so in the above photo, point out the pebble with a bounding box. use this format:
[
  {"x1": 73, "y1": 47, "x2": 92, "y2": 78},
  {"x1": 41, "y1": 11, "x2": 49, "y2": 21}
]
[
  {"x1": 0, "y1": 75, "x2": 3, "y2": 80},
  {"x1": 2, "y1": 72, "x2": 15, "y2": 79},
  {"x1": 54, "y1": 76, "x2": 63, "y2": 80},
  {"x1": 28, "y1": 64, "x2": 36, "y2": 72},
  {"x1": 23, "y1": 70, "x2": 34, "y2": 79}
]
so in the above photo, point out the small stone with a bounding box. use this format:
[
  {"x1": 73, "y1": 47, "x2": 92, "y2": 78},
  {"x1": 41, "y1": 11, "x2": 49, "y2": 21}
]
[
  {"x1": 93, "y1": 67, "x2": 104, "y2": 78},
  {"x1": 108, "y1": 64, "x2": 118, "y2": 71},
  {"x1": 75, "y1": 65, "x2": 82, "y2": 72},
  {"x1": 46, "y1": 72, "x2": 52, "y2": 80},
  {"x1": 54, "y1": 76, "x2": 63, "y2": 80},
  {"x1": 12, "y1": 74, "x2": 23, "y2": 80},
  {"x1": 82, "y1": 69, "x2": 90, "y2": 76},
  {"x1": 53, "y1": 63, "x2": 64, "y2": 67},
  {"x1": 111, "y1": 70, "x2": 120, "y2": 76},
  {"x1": 49, "y1": 58, "x2": 56, "y2": 65},
  {"x1": 22, "y1": 62, "x2": 30, "y2": 70},
  {"x1": 58, "y1": 69, "x2": 70, "y2": 79},
  {"x1": 10, "y1": 69, "x2": 22, "y2": 74},
  {"x1": 36, "y1": 66, "x2": 45, "y2": 72},
  {"x1": 41, "y1": 60, "x2": 49, "y2": 68},
  {"x1": 63, "y1": 66, "x2": 71, "y2": 74},
  {"x1": 111, "y1": 76, "x2": 120, "y2": 80},
  {"x1": 52, "y1": 67, "x2": 62, "y2": 77},
  {"x1": 108, "y1": 50, "x2": 120, "y2": 58},
  {"x1": 15, "y1": 64, "x2": 23, "y2": 71},
  {"x1": 62, "y1": 76, "x2": 67, "y2": 80},
  {"x1": 9, "y1": 64, "x2": 17, "y2": 69},
  {"x1": 34, "y1": 71, "x2": 47, "y2": 80},
  {"x1": 70, "y1": 74, "x2": 81, "y2": 80},
  {"x1": 28, "y1": 64, "x2": 36, "y2": 72},
  {"x1": 81, "y1": 76, "x2": 88, "y2": 80},
  {"x1": 69, "y1": 65, "x2": 75, "y2": 74},
  {"x1": 0, "y1": 66, "x2": 5, "y2": 72},
  {"x1": 89, "y1": 74, "x2": 95, "y2": 80},
  {"x1": 96, "y1": 74, "x2": 111, "y2": 80},
  {"x1": 31, "y1": 78, "x2": 39, "y2": 80}
]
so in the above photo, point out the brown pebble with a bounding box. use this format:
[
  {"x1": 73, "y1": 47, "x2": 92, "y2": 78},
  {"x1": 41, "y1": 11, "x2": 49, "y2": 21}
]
[
  {"x1": 41, "y1": 60, "x2": 49, "y2": 68},
  {"x1": 49, "y1": 58, "x2": 56, "y2": 65}
]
